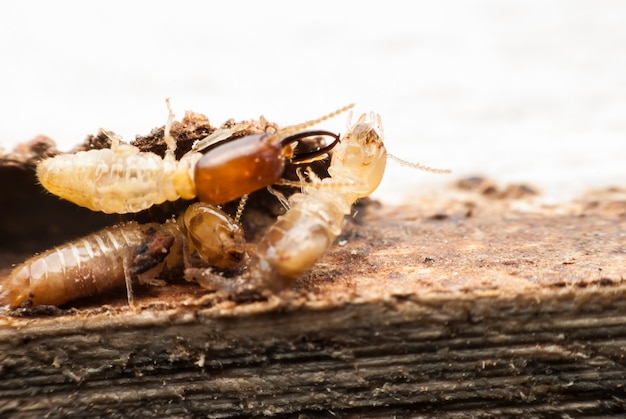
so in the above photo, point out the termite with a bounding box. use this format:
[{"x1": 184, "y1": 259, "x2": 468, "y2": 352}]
[
  {"x1": 189, "y1": 112, "x2": 450, "y2": 294},
  {"x1": 193, "y1": 111, "x2": 347, "y2": 205},
  {"x1": 182, "y1": 202, "x2": 246, "y2": 269},
  {"x1": 0, "y1": 203, "x2": 245, "y2": 309},
  {"x1": 37, "y1": 101, "x2": 349, "y2": 213}
]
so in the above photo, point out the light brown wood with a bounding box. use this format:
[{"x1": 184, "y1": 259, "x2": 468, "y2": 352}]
[{"x1": 1, "y1": 179, "x2": 625, "y2": 417}]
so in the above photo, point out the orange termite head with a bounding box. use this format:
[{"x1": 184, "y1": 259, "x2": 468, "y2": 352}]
[
  {"x1": 194, "y1": 130, "x2": 340, "y2": 205},
  {"x1": 194, "y1": 104, "x2": 354, "y2": 205},
  {"x1": 194, "y1": 132, "x2": 287, "y2": 205}
]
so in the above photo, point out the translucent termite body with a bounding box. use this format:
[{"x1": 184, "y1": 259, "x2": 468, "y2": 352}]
[
  {"x1": 37, "y1": 101, "x2": 349, "y2": 213},
  {"x1": 0, "y1": 221, "x2": 179, "y2": 307},
  {"x1": 36, "y1": 142, "x2": 198, "y2": 214},
  {"x1": 190, "y1": 112, "x2": 449, "y2": 294},
  {"x1": 182, "y1": 202, "x2": 246, "y2": 269},
  {"x1": 0, "y1": 204, "x2": 244, "y2": 308},
  {"x1": 36, "y1": 106, "x2": 242, "y2": 214},
  {"x1": 245, "y1": 113, "x2": 389, "y2": 291}
]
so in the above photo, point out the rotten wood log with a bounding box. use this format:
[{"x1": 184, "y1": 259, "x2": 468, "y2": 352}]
[{"x1": 1, "y1": 127, "x2": 625, "y2": 417}]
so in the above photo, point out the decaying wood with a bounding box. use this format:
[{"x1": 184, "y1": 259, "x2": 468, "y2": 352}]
[{"x1": 1, "y1": 127, "x2": 625, "y2": 417}]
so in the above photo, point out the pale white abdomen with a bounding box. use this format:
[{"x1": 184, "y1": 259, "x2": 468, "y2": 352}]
[
  {"x1": 249, "y1": 189, "x2": 350, "y2": 290},
  {"x1": 37, "y1": 144, "x2": 185, "y2": 213}
]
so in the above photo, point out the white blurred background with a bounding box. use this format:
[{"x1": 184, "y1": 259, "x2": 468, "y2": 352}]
[{"x1": 1, "y1": 1, "x2": 624, "y2": 205}]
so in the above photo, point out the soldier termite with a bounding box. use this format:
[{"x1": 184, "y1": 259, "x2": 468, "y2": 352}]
[
  {"x1": 36, "y1": 101, "x2": 349, "y2": 213},
  {"x1": 0, "y1": 203, "x2": 245, "y2": 309},
  {"x1": 188, "y1": 111, "x2": 451, "y2": 295},
  {"x1": 193, "y1": 113, "x2": 347, "y2": 205}
]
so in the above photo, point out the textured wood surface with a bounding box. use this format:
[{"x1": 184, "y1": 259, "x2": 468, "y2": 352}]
[{"x1": 1, "y1": 173, "x2": 625, "y2": 417}]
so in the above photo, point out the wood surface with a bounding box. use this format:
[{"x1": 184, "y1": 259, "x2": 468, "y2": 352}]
[{"x1": 1, "y1": 134, "x2": 625, "y2": 417}]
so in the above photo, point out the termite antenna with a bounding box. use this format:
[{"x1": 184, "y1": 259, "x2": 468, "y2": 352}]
[
  {"x1": 267, "y1": 186, "x2": 291, "y2": 210},
  {"x1": 234, "y1": 194, "x2": 248, "y2": 224},
  {"x1": 164, "y1": 98, "x2": 177, "y2": 156},
  {"x1": 273, "y1": 104, "x2": 355, "y2": 142},
  {"x1": 388, "y1": 153, "x2": 451, "y2": 174},
  {"x1": 99, "y1": 129, "x2": 122, "y2": 149}
]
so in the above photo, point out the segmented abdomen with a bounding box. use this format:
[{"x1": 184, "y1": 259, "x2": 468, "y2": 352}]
[
  {"x1": 1, "y1": 221, "x2": 179, "y2": 308},
  {"x1": 37, "y1": 145, "x2": 181, "y2": 213},
  {"x1": 248, "y1": 189, "x2": 351, "y2": 291}
]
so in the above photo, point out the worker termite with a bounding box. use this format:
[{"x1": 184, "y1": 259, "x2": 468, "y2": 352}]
[
  {"x1": 188, "y1": 111, "x2": 450, "y2": 295},
  {"x1": 0, "y1": 221, "x2": 179, "y2": 308},
  {"x1": 37, "y1": 101, "x2": 349, "y2": 213},
  {"x1": 0, "y1": 203, "x2": 245, "y2": 309}
]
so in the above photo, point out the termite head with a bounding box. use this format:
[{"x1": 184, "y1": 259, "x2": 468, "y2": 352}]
[
  {"x1": 193, "y1": 105, "x2": 354, "y2": 205},
  {"x1": 333, "y1": 113, "x2": 388, "y2": 198},
  {"x1": 194, "y1": 132, "x2": 286, "y2": 205},
  {"x1": 183, "y1": 202, "x2": 247, "y2": 269},
  {"x1": 331, "y1": 112, "x2": 450, "y2": 200}
]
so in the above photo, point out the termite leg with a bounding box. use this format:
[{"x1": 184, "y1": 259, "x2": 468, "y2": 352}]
[
  {"x1": 122, "y1": 258, "x2": 136, "y2": 312},
  {"x1": 164, "y1": 98, "x2": 177, "y2": 156},
  {"x1": 99, "y1": 129, "x2": 123, "y2": 150},
  {"x1": 273, "y1": 166, "x2": 322, "y2": 190},
  {"x1": 270, "y1": 130, "x2": 340, "y2": 190},
  {"x1": 191, "y1": 127, "x2": 247, "y2": 152},
  {"x1": 165, "y1": 98, "x2": 247, "y2": 155},
  {"x1": 266, "y1": 186, "x2": 291, "y2": 209},
  {"x1": 182, "y1": 202, "x2": 246, "y2": 270},
  {"x1": 185, "y1": 266, "x2": 264, "y2": 300}
]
